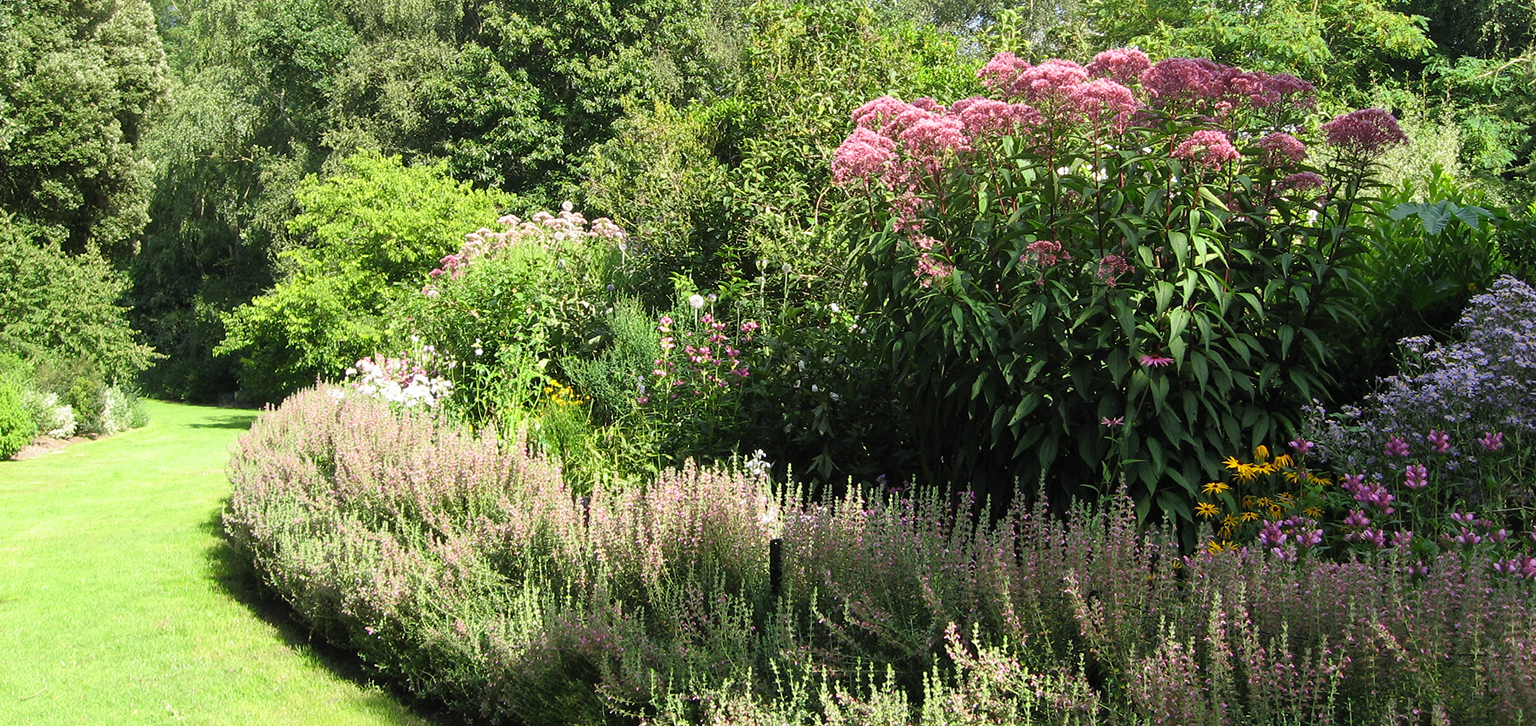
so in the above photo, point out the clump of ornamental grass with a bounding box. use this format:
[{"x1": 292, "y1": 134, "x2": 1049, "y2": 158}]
[{"x1": 228, "y1": 387, "x2": 1536, "y2": 725}]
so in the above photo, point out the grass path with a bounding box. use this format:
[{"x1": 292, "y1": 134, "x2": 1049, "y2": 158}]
[{"x1": 0, "y1": 401, "x2": 433, "y2": 726}]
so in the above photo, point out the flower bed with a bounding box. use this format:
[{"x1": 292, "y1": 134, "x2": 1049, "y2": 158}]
[{"x1": 226, "y1": 387, "x2": 1536, "y2": 724}]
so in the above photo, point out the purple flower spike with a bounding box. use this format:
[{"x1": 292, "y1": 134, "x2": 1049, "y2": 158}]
[
  {"x1": 1384, "y1": 436, "x2": 1410, "y2": 457},
  {"x1": 1426, "y1": 429, "x2": 1450, "y2": 454},
  {"x1": 1403, "y1": 464, "x2": 1428, "y2": 490},
  {"x1": 1288, "y1": 437, "x2": 1314, "y2": 455},
  {"x1": 1480, "y1": 431, "x2": 1504, "y2": 452}
]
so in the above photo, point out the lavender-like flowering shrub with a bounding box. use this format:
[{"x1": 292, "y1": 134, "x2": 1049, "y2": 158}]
[
  {"x1": 1307, "y1": 275, "x2": 1536, "y2": 541},
  {"x1": 228, "y1": 388, "x2": 1536, "y2": 724}
]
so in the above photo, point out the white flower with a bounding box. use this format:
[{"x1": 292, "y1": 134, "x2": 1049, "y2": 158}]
[
  {"x1": 688, "y1": 294, "x2": 705, "y2": 309},
  {"x1": 829, "y1": 303, "x2": 840, "y2": 313}
]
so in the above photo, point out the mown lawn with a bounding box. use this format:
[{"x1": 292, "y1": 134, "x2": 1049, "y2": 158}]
[{"x1": 0, "y1": 400, "x2": 432, "y2": 726}]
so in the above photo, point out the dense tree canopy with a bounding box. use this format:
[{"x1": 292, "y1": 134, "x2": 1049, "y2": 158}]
[{"x1": 0, "y1": 0, "x2": 167, "y2": 261}]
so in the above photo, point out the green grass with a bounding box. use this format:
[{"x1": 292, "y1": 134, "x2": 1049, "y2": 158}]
[{"x1": 0, "y1": 401, "x2": 434, "y2": 726}]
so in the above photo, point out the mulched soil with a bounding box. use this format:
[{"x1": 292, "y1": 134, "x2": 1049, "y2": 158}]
[{"x1": 10, "y1": 434, "x2": 99, "y2": 461}]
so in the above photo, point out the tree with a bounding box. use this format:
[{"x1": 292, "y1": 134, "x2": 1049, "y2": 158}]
[{"x1": 0, "y1": 0, "x2": 167, "y2": 261}]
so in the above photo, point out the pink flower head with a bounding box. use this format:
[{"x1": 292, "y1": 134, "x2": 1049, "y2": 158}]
[
  {"x1": 1140, "y1": 57, "x2": 1233, "y2": 106},
  {"x1": 958, "y1": 98, "x2": 1042, "y2": 138},
  {"x1": 1101, "y1": 416, "x2": 1125, "y2": 427},
  {"x1": 949, "y1": 96, "x2": 985, "y2": 116},
  {"x1": 1173, "y1": 130, "x2": 1241, "y2": 169},
  {"x1": 851, "y1": 95, "x2": 913, "y2": 130},
  {"x1": 1255, "y1": 132, "x2": 1307, "y2": 166},
  {"x1": 1280, "y1": 172, "x2": 1325, "y2": 194},
  {"x1": 1342, "y1": 510, "x2": 1372, "y2": 529},
  {"x1": 1384, "y1": 435, "x2": 1410, "y2": 457},
  {"x1": 1403, "y1": 463, "x2": 1429, "y2": 490},
  {"x1": 897, "y1": 115, "x2": 971, "y2": 161},
  {"x1": 1096, "y1": 254, "x2": 1132, "y2": 286},
  {"x1": 831, "y1": 127, "x2": 898, "y2": 185},
  {"x1": 910, "y1": 97, "x2": 945, "y2": 113},
  {"x1": 1139, "y1": 354, "x2": 1174, "y2": 368},
  {"x1": 1087, "y1": 48, "x2": 1150, "y2": 85},
  {"x1": 1320, "y1": 108, "x2": 1407, "y2": 161},
  {"x1": 1067, "y1": 79, "x2": 1139, "y2": 129},
  {"x1": 658, "y1": 315, "x2": 674, "y2": 330},
  {"x1": 915, "y1": 253, "x2": 953, "y2": 288},
  {"x1": 1479, "y1": 431, "x2": 1504, "y2": 451},
  {"x1": 740, "y1": 321, "x2": 759, "y2": 334},
  {"x1": 1288, "y1": 437, "x2": 1314, "y2": 455},
  {"x1": 1012, "y1": 59, "x2": 1089, "y2": 104},
  {"x1": 977, "y1": 52, "x2": 1030, "y2": 94},
  {"x1": 1425, "y1": 429, "x2": 1451, "y2": 454},
  {"x1": 1021, "y1": 239, "x2": 1069, "y2": 268}
]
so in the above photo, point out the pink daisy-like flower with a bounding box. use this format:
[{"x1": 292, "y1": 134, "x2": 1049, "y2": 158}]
[
  {"x1": 1140, "y1": 354, "x2": 1174, "y2": 367},
  {"x1": 1320, "y1": 108, "x2": 1407, "y2": 161},
  {"x1": 1087, "y1": 48, "x2": 1150, "y2": 85},
  {"x1": 1173, "y1": 129, "x2": 1241, "y2": 169}
]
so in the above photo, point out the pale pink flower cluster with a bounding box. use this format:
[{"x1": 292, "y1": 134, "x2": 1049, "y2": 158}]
[
  {"x1": 1140, "y1": 58, "x2": 1315, "y2": 113},
  {"x1": 1320, "y1": 108, "x2": 1408, "y2": 161},
  {"x1": 1255, "y1": 132, "x2": 1307, "y2": 166},
  {"x1": 1086, "y1": 48, "x2": 1151, "y2": 84},
  {"x1": 426, "y1": 201, "x2": 626, "y2": 283},
  {"x1": 1097, "y1": 254, "x2": 1132, "y2": 287},
  {"x1": 915, "y1": 253, "x2": 953, "y2": 288},
  {"x1": 1173, "y1": 129, "x2": 1241, "y2": 169},
  {"x1": 1021, "y1": 239, "x2": 1069, "y2": 268}
]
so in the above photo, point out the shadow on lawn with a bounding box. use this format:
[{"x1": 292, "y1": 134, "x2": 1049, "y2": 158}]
[
  {"x1": 185, "y1": 412, "x2": 261, "y2": 430},
  {"x1": 200, "y1": 507, "x2": 488, "y2": 726}
]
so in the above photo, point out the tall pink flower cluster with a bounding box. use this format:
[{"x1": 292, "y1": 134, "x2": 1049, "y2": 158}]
[
  {"x1": 1021, "y1": 240, "x2": 1068, "y2": 269},
  {"x1": 1320, "y1": 108, "x2": 1408, "y2": 161},
  {"x1": 1012, "y1": 59, "x2": 1090, "y2": 104},
  {"x1": 915, "y1": 253, "x2": 953, "y2": 288},
  {"x1": 1139, "y1": 57, "x2": 1232, "y2": 105},
  {"x1": 1097, "y1": 254, "x2": 1132, "y2": 286},
  {"x1": 1067, "y1": 78, "x2": 1138, "y2": 129},
  {"x1": 1086, "y1": 48, "x2": 1151, "y2": 84},
  {"x1": 1254, "y1": 132, "x2": 1306, "y2": 167},
  {"x1": 956, "y1": 98, "x2": 1042, "y2": 138},
  {"x1": 830, "y1": 127, "x2": 897, "y2": 185},
  {"x1": 976, "y1": 51, "x2": 1029, "y2": 94},
  {"x1": 1173, "y1": 130, "x2": 1240, "y2": 169}
]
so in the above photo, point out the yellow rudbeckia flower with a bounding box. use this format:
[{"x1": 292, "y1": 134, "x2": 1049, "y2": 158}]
[{"x1": 1196, "y1": 501, "x2": 1220, "y2": 518}]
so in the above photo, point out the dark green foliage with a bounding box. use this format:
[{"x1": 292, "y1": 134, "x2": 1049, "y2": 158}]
[
  {"x1": 0, "y1": 216, "x2": 157, "y2": 379},
  {"x1": 1335, "y1": 169, "x2": 1511, "y2": 400},
  {"x1": 0, "y1": 0, "x2": 168, "y2": 261}
]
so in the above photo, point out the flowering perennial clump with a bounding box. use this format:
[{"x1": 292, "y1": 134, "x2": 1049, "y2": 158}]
[
  {"x1": 341, "y1": 349, "x2": 453, "y2": 408},
  {"x1": 228, "y1": 390, "x2": 1536, "y2": 726},
  {"x1": 424, "y1": 201, "x2": 625, "y2": 290}
]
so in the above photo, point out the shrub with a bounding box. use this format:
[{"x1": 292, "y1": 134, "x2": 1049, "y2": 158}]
[
  {"x1": 217, "y1": 151, "x2": 512, "y2": 402},
  {"x1": 839, "y1": 51, "x2": 1401, "y2": 523},
  {"x1": 0, "y1": 381, "x2": 36, "y2": 458},
  {"x1": 228, "y1": 387, "x2": 1536, "y2": 725}
]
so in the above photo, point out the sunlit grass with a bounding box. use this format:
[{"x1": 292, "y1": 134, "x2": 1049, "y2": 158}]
[{"x1": 0, "y1": 400, "x2": 431, "y2": 726}]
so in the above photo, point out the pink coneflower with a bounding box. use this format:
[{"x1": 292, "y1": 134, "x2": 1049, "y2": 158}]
[{"x1": 1139, "y1": 354, "x2": 1174, "y2": 367}]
